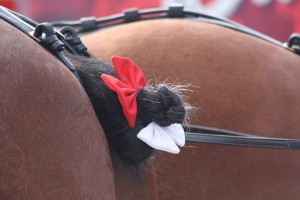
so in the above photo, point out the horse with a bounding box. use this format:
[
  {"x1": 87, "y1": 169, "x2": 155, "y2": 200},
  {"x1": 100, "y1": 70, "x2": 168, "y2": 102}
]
[
  {"x1": 76, "y1": 7, "x2": 300, "y2": 200},
  {"x1": 0, "y1": 10, "x2": 126, "y2": 200},
  {"x1": 0, "y1": 18, "x2": 117, "y2": 200},
  {"x1": 0, "y1": 6, "x2": 192, "y2": 200}
]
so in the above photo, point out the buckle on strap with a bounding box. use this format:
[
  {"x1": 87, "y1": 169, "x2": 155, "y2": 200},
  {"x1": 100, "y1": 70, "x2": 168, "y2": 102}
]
[
  {"x1": 288, "y1": 33, "x2": 300, "y2": 55},
  {"x1": 80, "y1": 17, "x2": 97, "y2": 32},
  {"x1": 168, "y1": 5, "x2": 184, "y2": 18},
  {"x1": 33, "y1": 23, "x2": 82, "y2": 82},
  {"x1": 59, "y1": 26, "x2": 90, "y2": 57},
  {"x1": 124, "y1": 9, "x2": 139, "y2": 23}
]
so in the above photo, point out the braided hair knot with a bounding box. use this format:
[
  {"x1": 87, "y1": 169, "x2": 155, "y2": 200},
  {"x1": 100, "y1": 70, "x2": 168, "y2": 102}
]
[{"x1": 137, "y1": 84, "x2": 186, "y2": 127}]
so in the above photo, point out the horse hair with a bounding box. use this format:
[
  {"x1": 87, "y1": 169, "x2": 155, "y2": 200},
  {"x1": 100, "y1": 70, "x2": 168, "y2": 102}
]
[{"x1": 68, "y1": 54, "x2": 188, "y2": 165}]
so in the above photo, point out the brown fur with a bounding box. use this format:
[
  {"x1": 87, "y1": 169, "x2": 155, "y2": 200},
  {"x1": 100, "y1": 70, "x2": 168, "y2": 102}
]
[
  {"x1": 0, "y1": 19, "x2": 115, "y2": 199},
  {"x1": 82, "y1": 19, "x2": 300, "y2": 199}
]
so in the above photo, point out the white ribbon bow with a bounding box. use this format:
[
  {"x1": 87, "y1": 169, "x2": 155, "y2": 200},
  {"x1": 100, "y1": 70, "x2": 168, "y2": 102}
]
[{"x1": 137, "y1": 122, "x2": 185, "y2": 154}]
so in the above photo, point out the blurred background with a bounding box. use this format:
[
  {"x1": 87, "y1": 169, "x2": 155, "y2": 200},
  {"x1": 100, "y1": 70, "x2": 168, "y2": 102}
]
[{"x1": 1, "y1": 0, "x2": 299, "y2": 42}]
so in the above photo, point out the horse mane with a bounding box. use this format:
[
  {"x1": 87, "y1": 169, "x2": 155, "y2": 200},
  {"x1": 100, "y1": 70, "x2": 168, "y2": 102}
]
[{"x1": 68, "y1": 54, "x2": 190, "y2": 165}]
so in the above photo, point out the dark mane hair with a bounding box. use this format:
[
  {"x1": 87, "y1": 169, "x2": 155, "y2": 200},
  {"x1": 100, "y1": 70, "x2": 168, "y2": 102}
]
[{"x1": 68, "y1": 54, "x2": 189, "y2": 165}]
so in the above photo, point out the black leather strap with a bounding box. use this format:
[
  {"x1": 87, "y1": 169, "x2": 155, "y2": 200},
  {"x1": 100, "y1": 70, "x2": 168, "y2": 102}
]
[
  {"x1": 0, "y1": 6, "x2": 84, "y2": 83},
  {"x1": 0, "y1": 6, "x2": 34, "y2": 36},
  {"x1": 33, "y1": 23, "x2": 82, "y2": 82},
  {"x1": 60, "y1": 26, "x2": 90, "y2": 57},
  {"x1": 50, "y1": 5, "x2": 284, "y2": 49},
  {"x1": 184, "y1": 125, "x2": 300, "y2": 150}
]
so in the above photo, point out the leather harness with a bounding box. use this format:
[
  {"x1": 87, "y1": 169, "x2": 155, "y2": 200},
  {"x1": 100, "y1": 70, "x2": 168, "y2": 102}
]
[
  {"x1": 50, "y1": 5, "x2": 300, "y2": 54},
  {"x1": 1, "y1": 5, "x2": 300, "y2": 150},
  {"x1": 0, "y1": 6, "x2": 86, "y2": 81}
]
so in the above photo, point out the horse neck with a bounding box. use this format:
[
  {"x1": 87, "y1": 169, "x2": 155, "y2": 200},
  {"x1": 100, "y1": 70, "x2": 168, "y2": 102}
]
[{"x1": 0, "y1": 19, "x2": 115, "y2": 200}]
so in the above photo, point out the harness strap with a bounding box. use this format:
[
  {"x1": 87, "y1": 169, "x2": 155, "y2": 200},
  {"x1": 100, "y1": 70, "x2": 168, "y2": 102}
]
[
  {"x1": 0, "y1": 6, "x2": 34, "y2": 35},
  {"x1": 50, "y1": 5, "x2": 286, "y2": 50},
  {"x1": 33, "y1": 23, "x2": 82, "y2": 82},
  {"x1": 184, "y1": 125, "x2": 300, "y2": 150},
  {"x1": 60, "y1": 26, "x2": 90, "y2": 57},
  {"x1": 0, "y1": 6, "x2": 84, "y2": 83}
]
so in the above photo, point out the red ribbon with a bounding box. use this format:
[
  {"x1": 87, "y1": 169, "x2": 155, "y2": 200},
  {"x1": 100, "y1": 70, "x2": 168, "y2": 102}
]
[{"x1": 101, "y1": 56, "x2": 147, "y2": 128}]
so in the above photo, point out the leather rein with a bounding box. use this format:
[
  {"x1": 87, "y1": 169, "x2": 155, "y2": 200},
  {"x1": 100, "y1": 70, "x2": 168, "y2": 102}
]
[{"x1": 2, "y1": 5, "x2": 300, "y2": 150}]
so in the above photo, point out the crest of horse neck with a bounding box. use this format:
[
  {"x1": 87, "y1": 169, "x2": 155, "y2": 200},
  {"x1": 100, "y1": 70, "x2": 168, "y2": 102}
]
[{"x1": 0, "y1": 19, "x2": 116, "y2": 200}]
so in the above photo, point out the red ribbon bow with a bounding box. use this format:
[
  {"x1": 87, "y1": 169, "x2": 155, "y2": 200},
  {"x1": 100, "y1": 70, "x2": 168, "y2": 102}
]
[{"x1": 101, "y1": 56, "x2": 147, "y2": 128}]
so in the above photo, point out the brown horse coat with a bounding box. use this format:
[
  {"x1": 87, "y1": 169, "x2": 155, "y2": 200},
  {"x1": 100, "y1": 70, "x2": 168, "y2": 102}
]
[
  {"x1": 82, "y1": 19, "x2": 300, "y2": 200},
  {"x1": 0, "y1": 19, "x2": 115, "y2": 199}
]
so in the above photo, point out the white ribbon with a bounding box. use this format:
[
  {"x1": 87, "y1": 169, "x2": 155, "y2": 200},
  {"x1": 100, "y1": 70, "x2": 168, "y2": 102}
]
[{"x1": 137, "y1": 122, "x2": 185, "y2": 154}]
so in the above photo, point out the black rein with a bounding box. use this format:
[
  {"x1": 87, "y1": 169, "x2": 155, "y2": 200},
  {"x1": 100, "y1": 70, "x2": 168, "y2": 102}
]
[{"x1": 184, "y1": 125, "x2": 300, "y2": 150}]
